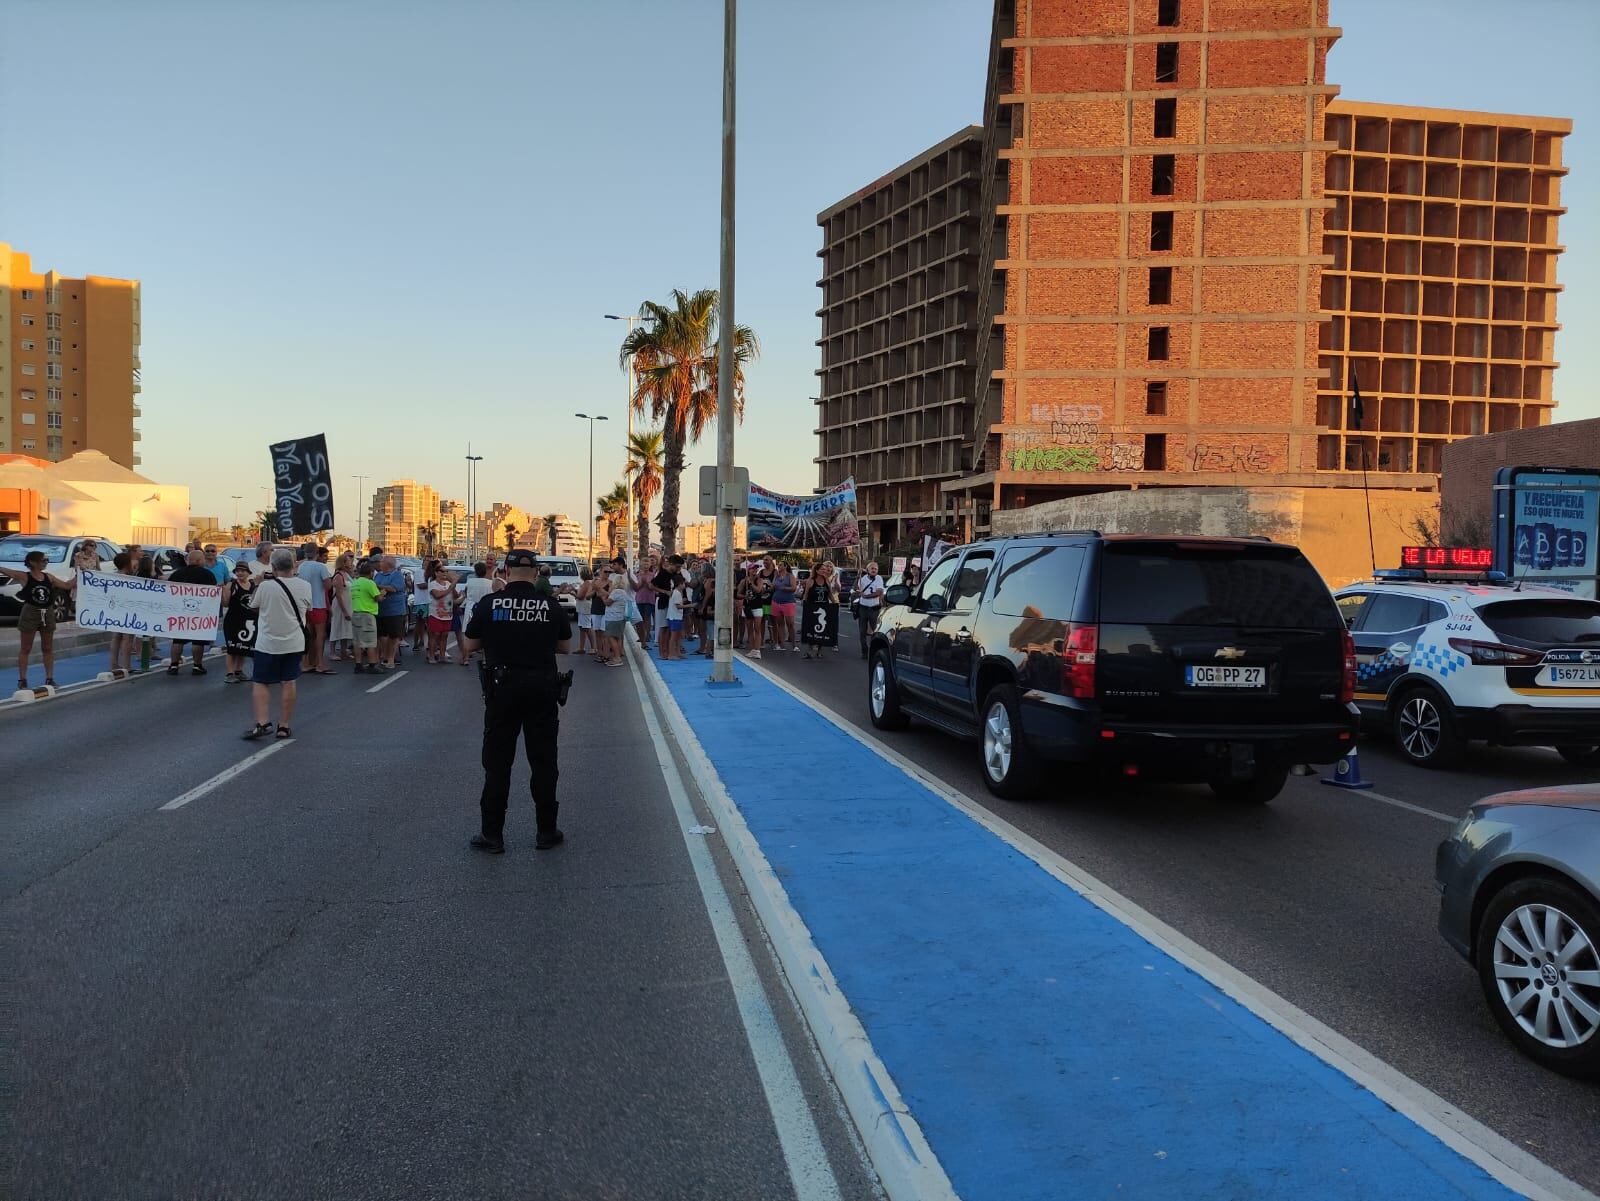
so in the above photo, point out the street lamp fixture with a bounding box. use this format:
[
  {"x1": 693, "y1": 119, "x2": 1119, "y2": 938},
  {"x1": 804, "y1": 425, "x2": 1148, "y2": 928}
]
[
  {"x1": 465, "y1": 448, "x2": 484, "y2": 561},
  {"x1": 575, "y1": 413, "x2": 608, "y2": 565}
]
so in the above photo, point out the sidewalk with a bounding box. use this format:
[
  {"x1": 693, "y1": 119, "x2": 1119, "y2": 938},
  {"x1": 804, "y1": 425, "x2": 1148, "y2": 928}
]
[{"x1": 637, "y1": 640, "x2": 1569, "y2": 1201}]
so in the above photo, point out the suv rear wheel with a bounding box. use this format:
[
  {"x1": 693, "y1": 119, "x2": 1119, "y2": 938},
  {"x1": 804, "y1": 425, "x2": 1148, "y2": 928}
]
[
  {"x1": 868, "y1": 650, "x2": 909, "y2": 731},
  {"x1": 1390, "y1": 684, "x2": 1465, "y2": 769},
  {"x1": 1474, "y1": 875, "x2": 1600, "y2": 1079},
  {"x1": 1209, "y1": 765, "x2": 1288, "y2": 804},
  {"x1": 980, "y1": 685, "x2": 1041, "y2": 799}
]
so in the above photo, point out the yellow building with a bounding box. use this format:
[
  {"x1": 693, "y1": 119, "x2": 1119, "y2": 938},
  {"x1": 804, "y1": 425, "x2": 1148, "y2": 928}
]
[
  {"x1": 1, "y1": 244, "x2": 142, "y2": 468},
  {"x1": 368, "y1": 479, "x2": 440, "y2": 556}
]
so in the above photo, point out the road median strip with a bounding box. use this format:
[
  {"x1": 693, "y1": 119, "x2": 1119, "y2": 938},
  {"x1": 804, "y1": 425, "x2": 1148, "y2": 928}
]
[{"x1": 635, "y1": 642, "x2": 1592, "y2": 1201}]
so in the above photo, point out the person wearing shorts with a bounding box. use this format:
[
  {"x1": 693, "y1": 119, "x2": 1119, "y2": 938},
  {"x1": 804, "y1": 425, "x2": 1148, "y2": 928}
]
[
  {"x1": 770, "y1": 562, "x2": 798, "y2": 652},
  {"x1": 2, "y1": 550, "x2": 74, "y2": 690},
  {"x1": 349, "y1": 560, "x2": 382, "y2": 673},
  {"x1": 373, "y1": 555, "x2": 408, "y2": 670}
]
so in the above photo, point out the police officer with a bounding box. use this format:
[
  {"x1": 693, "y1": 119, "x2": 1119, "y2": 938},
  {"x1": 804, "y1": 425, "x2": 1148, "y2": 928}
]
[{"x1": 461, "y1": 548, "x2": 571, "y2": 854}]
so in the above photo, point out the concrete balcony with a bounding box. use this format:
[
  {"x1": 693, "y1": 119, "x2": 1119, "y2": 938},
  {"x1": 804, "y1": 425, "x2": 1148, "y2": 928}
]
[
  {"x1": 132, "y1": 429, "x2": 142, "y2": 441},
  {"x1": 131, "y1": 404, "x2": 142, "y2": 417}
]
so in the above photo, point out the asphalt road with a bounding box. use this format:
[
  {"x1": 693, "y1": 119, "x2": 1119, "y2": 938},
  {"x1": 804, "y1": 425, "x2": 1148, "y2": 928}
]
[
  {"x1": 5, "y1": 649, "x2": 881, "y2": 1201},
  {"x1": 752, "y1": 618, "x2": 1600, "y2": 1195}
]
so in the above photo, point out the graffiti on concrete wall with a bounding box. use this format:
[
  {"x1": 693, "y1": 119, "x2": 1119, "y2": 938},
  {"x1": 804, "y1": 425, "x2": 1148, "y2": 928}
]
[
  {"x1": 1005, "y1": 435, "x2": 1147, "y2": 474},
  {"x1": 1191, "y1": 443, "x2": 1271, "y2": 473}
]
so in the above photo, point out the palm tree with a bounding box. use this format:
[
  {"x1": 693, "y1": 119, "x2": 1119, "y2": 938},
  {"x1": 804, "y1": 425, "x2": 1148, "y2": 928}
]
[
  {"x1": 503, "y1": 523, "x2": 518, "y2": 554},
  {"x1": 620, "y1": 289, "x2": 758, "y2": 554},
  {"x1": 598, "y1": 482, "x2": 629, "y2": 560},
  {"x1": 626, "y1": 428, "x2": 665, "y2": 557},
  {"x1": 544, "y1": 513, "x2": 560, "y2": 556},
  {"x1": 419, "y1": 521, "x2": 438, "y2": 558}
]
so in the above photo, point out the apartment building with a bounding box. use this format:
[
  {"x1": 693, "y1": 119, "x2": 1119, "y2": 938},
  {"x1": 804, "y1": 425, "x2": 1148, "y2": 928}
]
[
  {"x1": 547, "y1": 514, "x2": 591, "y2": 561},
  {"x1": 367, "y1": 480, "x2": 440, "y2": 557},
  {"x1": 1, "y1": 244, "x2": 142, "y2": 468},
  {"x1": 815, "y1": 128, "x2": 984, "y2": 548}
]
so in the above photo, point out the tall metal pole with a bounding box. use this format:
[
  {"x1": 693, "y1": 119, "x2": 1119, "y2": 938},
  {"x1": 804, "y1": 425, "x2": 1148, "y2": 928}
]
[
  {"x1": 465, "y1": 444, "x2": 472, "y2": 562},
  {"x1": 352, "y1": 475, "x2": 368, "y2": 548},
  {"x1": 712, "y1": 0, "x2": 737, "y2": 683}
]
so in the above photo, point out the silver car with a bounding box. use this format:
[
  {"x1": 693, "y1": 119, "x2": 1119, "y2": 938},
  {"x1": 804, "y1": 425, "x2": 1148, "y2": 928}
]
[{"x1": 1436, "y1": 783, "x2": 1600, "y2": 1078}]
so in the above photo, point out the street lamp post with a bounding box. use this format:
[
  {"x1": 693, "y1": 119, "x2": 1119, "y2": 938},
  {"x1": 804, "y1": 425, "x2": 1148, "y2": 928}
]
[
  {"x1": 231, "y1": 495, "x2": 242, "y2": 531},
  {"x1": 575, "y1": 413, "x2": 608, "y2": 565},
  {"x1": 605, "y1": 312, "x2": 653, "y2": 571},
  {"x1": 711, "y1": 0, "x2": 738, "y2": 683},
  {"x1": 352, "y1": 475, "x2": 369, "y2": 549},
  {"x1": 465, "y1": 447, "x2": 483, "y2": 561}
]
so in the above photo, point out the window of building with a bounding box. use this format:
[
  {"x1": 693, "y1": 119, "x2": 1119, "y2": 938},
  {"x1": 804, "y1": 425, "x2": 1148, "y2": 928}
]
[
  {"x1": 46, "y1": 387, "x2": 61, "y2": 404},
  {"x1": 46, "y1": 336, "x2": 61, "y2": 354},
  {"x1": 46, "y1": 313, "x2": 61, "y2": 329},
  {"x1": 46, "y1": 363, "x2": 62, "y2": 380},
  {"x1": 1146, "y1": 381, "x2": 1168, "y2": 415},
  {"x1": 20, "y1": 439, "x2": 37, "y2": 450},
  {"x1": 1153, "y1": 98, "x2": 1177, "y2": 139},
  {"x1": 20, "y1": 412, "x2": 36, "y2": 425},
  {"x1": 20, "y1": 389, "x2": 36, "y2": 401},
  {"x1": 20, "y1": 314, "x2": 36, "y2": 327},
  {"x1": 1158, "y1": 0, "x2": 1180, "y2": 25},
  {"x1": 45, "y1": 287, "x2": 61, "y2": 304},
  {"x1": 1148, "y1": 327, "x2": 1170, "y2": 360},
  {"x1": 20, "y1": 288, "x2": 35, "y2": 300},
  {"x1": 47, "y1": 412, "x2": 63, "y2": 429},
  {"x1": 47, "y1": 435, "x2": 63, "y2": 454},
  {"x1": 20, "y1": 364, "x2": 36, "y2": 376},
  {"x1": 1150, "y1": 210, "x2": 1174, "y2": 250},
  {"x1": 1152, "y1": 154, "x2": 1175, "y2": 195},
  {"x1": 1144, "y1": 434, "x2": 1168, "y2": 470},
  {"x1": 20, "y1": 339, "x2": 36, "y2": 351},
  {"x1": 1155, "y1": 42, "x2": 1178, "y2": 83},
  {"x1": 1148, "y1": 267, "x2": 1173, "y2": 304}
]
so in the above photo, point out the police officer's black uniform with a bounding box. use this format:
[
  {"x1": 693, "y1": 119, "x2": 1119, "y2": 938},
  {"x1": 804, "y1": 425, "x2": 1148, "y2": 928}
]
[{"x1": 464, "y1": 550, "x2": 571, "y2": 853}]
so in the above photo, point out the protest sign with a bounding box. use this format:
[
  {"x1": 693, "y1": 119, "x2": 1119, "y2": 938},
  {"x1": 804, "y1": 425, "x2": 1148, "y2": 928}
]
[
  {"x1": 801, "y1": 592, "x2": 839, "y2": 648},
  {"x1": 747, "y1": 478, "x2": 858, "y2": 549},
  {"x1": 74, "y1": 569, "x2": 223, "y2": 638},
  {"x1": 270, "y1": 433, "x2": 335, "y2": 537},
  {"x1": 922, "y1": 535, "x2": 956, "y2": 573}
]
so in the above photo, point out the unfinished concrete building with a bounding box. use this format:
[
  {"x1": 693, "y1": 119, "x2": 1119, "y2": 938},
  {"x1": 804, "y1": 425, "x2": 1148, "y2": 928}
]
[{"x1": 1318, "y1": 102, "x2": 1570, "y2": 479}]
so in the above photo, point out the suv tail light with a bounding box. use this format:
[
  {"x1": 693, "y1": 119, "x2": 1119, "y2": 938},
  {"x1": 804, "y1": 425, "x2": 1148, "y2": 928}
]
[
  {"x1": 1340, "y1": 630, "x2": 1357, "y2": 704},
  {"x1": 1447, "y1": 637, "x2": 1543, "y2": 667},
  {"x1": 1062, "y1": 622, "x2": 1098, "y2": 699}
]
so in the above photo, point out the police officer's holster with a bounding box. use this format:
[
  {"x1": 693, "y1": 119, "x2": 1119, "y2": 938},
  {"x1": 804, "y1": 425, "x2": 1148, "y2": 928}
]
[{"x1": 479, "y1": 665, "x2": 560, "y2": 840}]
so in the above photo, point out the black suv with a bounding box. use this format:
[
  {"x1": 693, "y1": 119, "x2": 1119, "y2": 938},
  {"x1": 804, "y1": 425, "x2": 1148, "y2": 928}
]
[{"x1": 866, "y1": 533, "x2": 1359, "y2": 802}]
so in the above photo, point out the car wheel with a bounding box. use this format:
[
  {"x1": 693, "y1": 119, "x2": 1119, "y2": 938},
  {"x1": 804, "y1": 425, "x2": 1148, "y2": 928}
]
[
  {"x1": 1556, "y1": 746, "x2": 1600, "y2": 767},
  {"x1": 50, "y1": 589, "x2": 72, "y2": 625},
  {"x1": 1475, "y1": 876, "x2": 1600, "y2": 1079},
  {"x1": 1390, "y1": 685, "x2": 1464, "y2": 769},
  {"x1": 979, "y1": 684, "x2": 1041, "y2": 799},
  {"x1": 1209, "y1": 764, "x2": 1288, "y2": 804},
  {"x1": 868, "y1": 650, "x2": 909, "y2": 731}
]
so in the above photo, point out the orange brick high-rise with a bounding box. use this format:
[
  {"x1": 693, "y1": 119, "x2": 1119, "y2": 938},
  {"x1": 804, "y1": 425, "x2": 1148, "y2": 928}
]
[{"x1": 951, "y1": 0, "x2": 1340, "y2": 523}]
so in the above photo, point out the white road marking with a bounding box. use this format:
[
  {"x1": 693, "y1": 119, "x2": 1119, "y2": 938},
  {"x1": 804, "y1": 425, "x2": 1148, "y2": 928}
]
[
  {"x1": 1354, "y1": 788, "x2": 1459, "y2": 824},
  {"x1": 739, "y1": 654, "x2": 1594, "y2": 1201},
  {"x1": 625, "y1": 655, "x2": 845, "y2": 1201},
  {"x1": 365, "y1": 669, "x2": 408, "y2": 694},
  {"x1": 159, "y1": 739, "x2": 293, "y2": 811}
]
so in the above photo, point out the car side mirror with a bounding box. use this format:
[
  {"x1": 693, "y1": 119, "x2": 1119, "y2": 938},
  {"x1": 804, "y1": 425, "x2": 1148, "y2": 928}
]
[{"x1": 884, "y1": 584, "x2": 911, "y2": 607}]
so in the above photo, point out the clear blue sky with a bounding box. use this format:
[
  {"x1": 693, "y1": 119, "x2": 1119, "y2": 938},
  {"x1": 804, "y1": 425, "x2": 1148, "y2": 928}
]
[{"x1": 2, "y1": 0, "x2": 1595, "y2": 533}]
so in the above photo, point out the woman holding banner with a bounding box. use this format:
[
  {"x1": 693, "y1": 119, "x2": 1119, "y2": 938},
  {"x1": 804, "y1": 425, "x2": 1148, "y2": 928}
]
[
  {"x1": 800, "y1": 561, "x2": 841, "y2": 659},
  {"x1": 3, "y1": 550, "x2": 77, "y2": 690}
]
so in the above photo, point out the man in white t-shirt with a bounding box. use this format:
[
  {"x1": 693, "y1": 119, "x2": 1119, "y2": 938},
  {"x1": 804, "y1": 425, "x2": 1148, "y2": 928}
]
[
  {"x1": 247, "y1": 541, "x2": 273, "y2": 580},
  {"x1": 460, "y1": 563, "x2": 495, "y2": 662},
  {"x1": 243, "y1": 548, "x2": 312, "y2": 741},
  {"x1": 853, "y1": 561, "x2": 886, "y2": 659}
]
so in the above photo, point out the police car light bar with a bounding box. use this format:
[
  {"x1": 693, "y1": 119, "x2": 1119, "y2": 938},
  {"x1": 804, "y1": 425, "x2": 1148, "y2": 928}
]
[{"x1": 1400, "y1": 546, "x2": 1493, "y2": 570}]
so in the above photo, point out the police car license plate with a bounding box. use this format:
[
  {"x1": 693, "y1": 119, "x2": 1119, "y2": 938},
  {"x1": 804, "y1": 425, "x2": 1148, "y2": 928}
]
[
  {"x1": 1539, "y1": 664, "x2": 1600, "y2": 687},
  {"x1": 1186, "y1": 665, "x2": 1265, "y2": 688}
]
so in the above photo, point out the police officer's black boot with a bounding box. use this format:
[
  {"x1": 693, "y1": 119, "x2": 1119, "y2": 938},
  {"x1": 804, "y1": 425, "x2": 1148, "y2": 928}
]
[
  {"x1": 470, "y1": 833, "x2": 505, "y2": 854},
  {"x1": 535, "y1": 802, "x2": 562, "y2": 851}
]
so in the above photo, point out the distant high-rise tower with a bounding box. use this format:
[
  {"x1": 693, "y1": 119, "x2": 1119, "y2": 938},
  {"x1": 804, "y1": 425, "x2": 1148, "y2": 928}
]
[
  {"x1": 367, "y1": 480, "x2": 441, "y2": 556},
  {"x1": 1, "y1": 244, "x2": 142, "y2": 467}
]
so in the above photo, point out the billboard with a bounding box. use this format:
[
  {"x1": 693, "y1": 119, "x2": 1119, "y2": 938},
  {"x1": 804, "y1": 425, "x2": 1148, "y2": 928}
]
[{"x1": 1493, "y1": 465, "x2": 1598, "y2": 598}]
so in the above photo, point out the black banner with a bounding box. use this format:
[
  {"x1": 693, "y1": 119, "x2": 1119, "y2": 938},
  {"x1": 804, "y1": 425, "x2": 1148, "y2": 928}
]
[
  {"x1": 269, "y1": 433, "x2": 334, "y2": 537},
  {"x1": 801, "y1": 597, "x2": 839, "y2": 647}
]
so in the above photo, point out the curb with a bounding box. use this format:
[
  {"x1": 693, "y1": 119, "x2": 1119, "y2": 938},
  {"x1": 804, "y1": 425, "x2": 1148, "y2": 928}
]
[
  {"x1": 1, "y1": 644, "x2": 224, "y2": 712},
  {"x1": 628, "y1": 640, "x2": 959, "y2": 1201}
]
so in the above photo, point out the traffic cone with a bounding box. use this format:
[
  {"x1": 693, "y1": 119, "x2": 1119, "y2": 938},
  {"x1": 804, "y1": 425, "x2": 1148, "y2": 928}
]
[{"x1": 1321, "y1": 745, "x2": 1374, "y2": 791}]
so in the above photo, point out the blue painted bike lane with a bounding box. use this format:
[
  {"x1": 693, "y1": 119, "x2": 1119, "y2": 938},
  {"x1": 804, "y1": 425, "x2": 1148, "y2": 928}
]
[{"x1": 647, "y1": 650, "x2": 1534, "y2": 1201}]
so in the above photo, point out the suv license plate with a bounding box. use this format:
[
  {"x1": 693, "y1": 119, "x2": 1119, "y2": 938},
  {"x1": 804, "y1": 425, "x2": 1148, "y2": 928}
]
[
  {"x1": 1186, "y1": 665, "x2": 1266, "y2": 688},
  {"x1": 1540, "y1": 664, "x2": 1600, "y2": 687}
]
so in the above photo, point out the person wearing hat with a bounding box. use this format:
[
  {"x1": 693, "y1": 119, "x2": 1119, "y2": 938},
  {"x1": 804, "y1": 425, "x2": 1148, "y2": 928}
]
[{"x1": 460, "y1": 547, "x2": 572, "y2": 853}]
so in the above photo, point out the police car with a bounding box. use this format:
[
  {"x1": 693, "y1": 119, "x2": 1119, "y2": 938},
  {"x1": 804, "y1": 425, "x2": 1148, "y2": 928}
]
[{"x1": 1335, "y1": 569, "x2": 1600, "y2": 769}]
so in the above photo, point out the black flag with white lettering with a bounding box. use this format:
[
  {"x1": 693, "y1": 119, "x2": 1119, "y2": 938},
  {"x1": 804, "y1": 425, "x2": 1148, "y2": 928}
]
[{"x1": 269, "y1": 433, "x2": 335, "y2": 537}]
